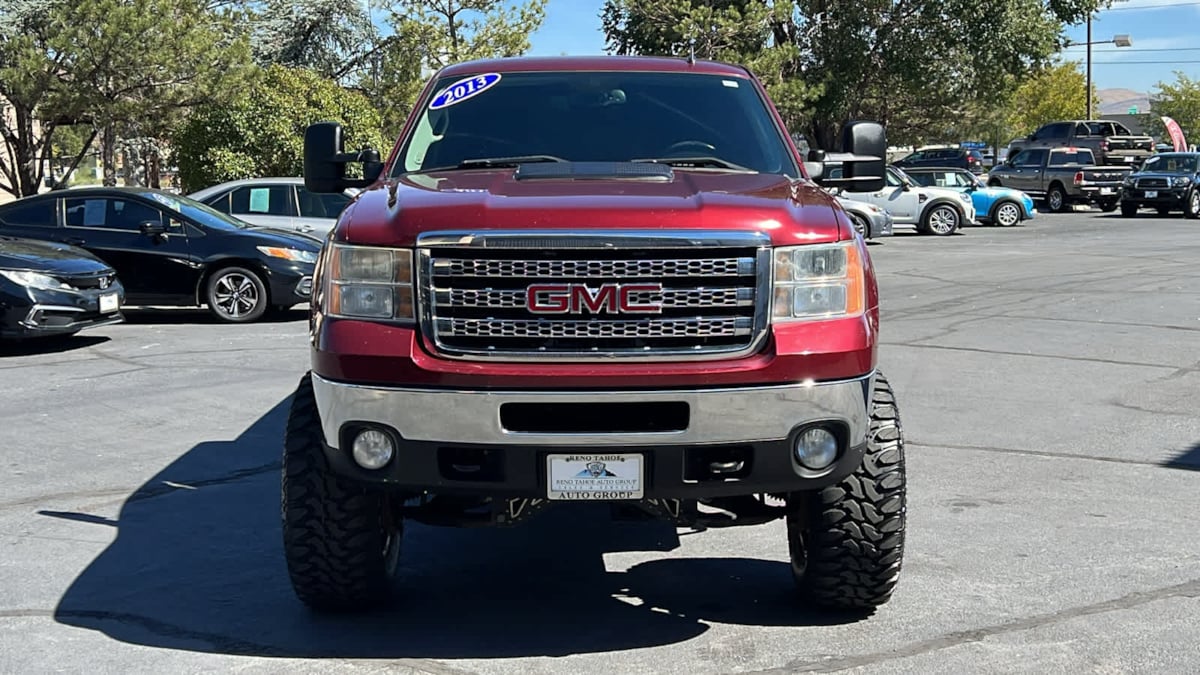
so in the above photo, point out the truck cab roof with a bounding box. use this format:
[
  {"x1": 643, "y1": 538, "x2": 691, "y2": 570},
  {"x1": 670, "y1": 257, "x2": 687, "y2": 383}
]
[{"x1": 436, "y1": 55, "x2": 755, "y2": 79}]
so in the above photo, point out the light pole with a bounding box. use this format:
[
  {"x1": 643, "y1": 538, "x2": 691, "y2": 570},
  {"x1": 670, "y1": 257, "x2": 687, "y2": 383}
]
[{"x1": 1066, "y1": 17, "x2": 1132, "y2": 119}]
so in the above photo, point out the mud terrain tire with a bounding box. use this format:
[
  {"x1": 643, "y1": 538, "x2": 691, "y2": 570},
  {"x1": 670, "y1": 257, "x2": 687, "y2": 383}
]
[
  {"x1": 282, "y1": 372, "x2": 401, "y2": 611},
  {"x1": 788, "y1": 371, "x2": 906, "y2": 611}
]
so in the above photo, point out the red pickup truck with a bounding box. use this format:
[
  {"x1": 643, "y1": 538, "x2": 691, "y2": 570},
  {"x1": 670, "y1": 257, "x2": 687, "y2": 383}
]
[{"x1": 282, "y1": 55, "x2": 907, "y2": 614}]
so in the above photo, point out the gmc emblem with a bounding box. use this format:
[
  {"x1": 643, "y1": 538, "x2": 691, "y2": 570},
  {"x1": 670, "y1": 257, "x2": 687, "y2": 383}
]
[{"x1": 526, "y1": 283, "x2": 663, "y2": 314}]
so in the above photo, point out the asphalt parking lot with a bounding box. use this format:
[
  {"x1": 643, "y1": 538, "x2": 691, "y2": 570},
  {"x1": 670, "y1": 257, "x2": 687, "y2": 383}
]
[{"x1": 1, "y1": 209, "x2": 1198, "y2": 674}]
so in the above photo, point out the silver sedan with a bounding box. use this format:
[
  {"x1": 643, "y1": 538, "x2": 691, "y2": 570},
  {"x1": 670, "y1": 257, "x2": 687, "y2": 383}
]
[
  {"x1": 836, "y1": 196, "x2": 893, "y2": 239},
  {"x1": 187, "y1": 177, "x2": 358, "y2": 237}
]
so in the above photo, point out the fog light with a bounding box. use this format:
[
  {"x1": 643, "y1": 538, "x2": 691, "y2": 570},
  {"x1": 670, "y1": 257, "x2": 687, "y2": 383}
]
[
  {"x1": 351, "y1": 428, "x2": 394, "y2": 470},
  {"x1": 794, "y1": 427, "x2": 838, "y2": 470}
]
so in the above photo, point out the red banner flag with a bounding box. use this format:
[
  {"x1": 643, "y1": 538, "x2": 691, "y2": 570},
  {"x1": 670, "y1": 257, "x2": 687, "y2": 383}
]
[{"x1": 1161, "y1": 116, "x2": 1188, "y2": 151}]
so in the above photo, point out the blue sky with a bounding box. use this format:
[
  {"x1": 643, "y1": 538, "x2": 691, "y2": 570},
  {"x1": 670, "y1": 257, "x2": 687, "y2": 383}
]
[
  {"x1": 526, "y1": 0, "x2": 1197, "y2": 96},
  {"x1": 1060, "y1": 0, "x2": 1200, "y2": 95}
]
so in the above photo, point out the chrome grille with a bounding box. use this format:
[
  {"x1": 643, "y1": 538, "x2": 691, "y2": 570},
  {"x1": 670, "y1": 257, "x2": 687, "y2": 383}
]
[
  {"x1": 440, "y1": 287, "x2": 752, "y2": 309},
  {"x1": 417, "y1": 230, "x2": 771, "y2": 361},
  {"x1": 435, "y1": 257, "x2": 749, "y2": 278},
  {"x1": 437, "y1": 317, "x2": 752, "y2": 339}
]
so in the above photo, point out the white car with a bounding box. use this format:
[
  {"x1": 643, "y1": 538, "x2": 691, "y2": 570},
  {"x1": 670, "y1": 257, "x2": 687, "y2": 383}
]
[
  {"x1": 187, "y1": 177, "x2": 358, "y2": 237},
  {"x1": 832, "y1": 165, "x2": 975, "y2": 236}
]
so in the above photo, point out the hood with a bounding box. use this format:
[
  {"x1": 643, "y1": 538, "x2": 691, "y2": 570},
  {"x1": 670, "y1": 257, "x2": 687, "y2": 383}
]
[
  {"x1": 1129, "y1": 171, "x2": 1191, "y2": 179},
  {"x1": 242, "y1": 226, "x2": 324, "y2": 250},
  {"x1": 338, "y1": 169, "x2": 847, "y2": 247},
  {"x1": 976, "y1": 185, "x2": 1031, "y2": 201},
  {"x1": 0, "y1": 236, "x2": 112, "y2": 275},
  {"x1": 917, "y1": 185, "x2": 969, "y2": 200}
]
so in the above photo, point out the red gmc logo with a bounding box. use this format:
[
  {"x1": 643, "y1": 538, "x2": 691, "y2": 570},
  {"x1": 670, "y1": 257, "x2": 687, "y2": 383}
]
[{"x1": 526, "y1": 283, "x2": 664, "y2": 314}]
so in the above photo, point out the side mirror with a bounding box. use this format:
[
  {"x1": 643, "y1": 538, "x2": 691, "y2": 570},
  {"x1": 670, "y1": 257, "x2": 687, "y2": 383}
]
[
  {"x1": 303, "y1": 121, "x2": 386, "y2": 193},
  {"x1": 139, "y1": 220, "x2": 167, "y2": 237},
  {"x1": 813, "y1": 121, "x2": 887, "y2": 193}
]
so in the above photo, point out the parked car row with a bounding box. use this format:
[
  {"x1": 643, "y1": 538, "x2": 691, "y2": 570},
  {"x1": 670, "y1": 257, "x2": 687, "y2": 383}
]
[
  {"x1": 987, "y1": 147, "x2": 1200, "y2": 218},
  {"x1": 828, "y1": 164, "x2": 1034, "y2": 236},
  {"x1": 0, "y1": 185, "x2": 325, "y2": 341}
]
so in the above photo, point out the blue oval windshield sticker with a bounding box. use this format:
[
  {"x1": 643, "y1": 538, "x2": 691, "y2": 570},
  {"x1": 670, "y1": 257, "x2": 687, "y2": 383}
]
[{"x1": 429, "y1": 73, "x2": 502, "y2": 110}]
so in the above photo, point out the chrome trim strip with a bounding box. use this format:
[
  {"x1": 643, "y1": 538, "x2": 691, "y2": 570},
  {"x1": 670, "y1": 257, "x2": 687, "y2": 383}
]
[
  {"x1": 416, "y1": 230, "x2": 772, "y2": 249},
  {"x1": 414, "y1": 229, "x2": 773, "y2": 362},
  {"x1": 312, "y1": 371, "x2": 873, "y2": 449}
]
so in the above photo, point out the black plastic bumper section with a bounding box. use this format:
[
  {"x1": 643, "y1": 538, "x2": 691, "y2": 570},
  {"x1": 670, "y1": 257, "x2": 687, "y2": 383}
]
[{"x1": 320, "y1": 432, "x2": 867, "y2": 500}]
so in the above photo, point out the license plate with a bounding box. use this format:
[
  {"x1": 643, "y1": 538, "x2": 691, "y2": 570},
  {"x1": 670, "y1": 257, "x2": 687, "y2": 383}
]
[
  {"x1": 1125, "y1": 156, "x2": 1136, "y2": 162},
  {"x1": 1145, "y1": 190, "x2": 1158, "y2": 199},
  {"x1": 1100, "y1": 187, "x2": 1115, "y2": 195},
  {"x1": 546, "y1": 453, "x2": 643, "y2": 500},
  {"x1": 99, "y1": 293, "x2": 119, "y2": 313}
]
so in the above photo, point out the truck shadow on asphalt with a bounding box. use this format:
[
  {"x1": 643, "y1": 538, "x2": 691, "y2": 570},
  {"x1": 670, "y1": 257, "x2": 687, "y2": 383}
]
[
  {"x1": 1164, "y1": 443, "x2": 1200, "y2": 471},
  {"x1": 51, "y1": 397, "x2": 858, "y2": 659}
]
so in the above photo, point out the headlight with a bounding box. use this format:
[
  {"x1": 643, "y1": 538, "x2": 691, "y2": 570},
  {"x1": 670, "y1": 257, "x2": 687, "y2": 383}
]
[
  {"x1": 1172, "y1": 176, "x2": 1192, "y2": 187},
  {"x1": 772, "y1": 241, "x2": 865, "y2": 322},
  {"x1": 323, "y1": 243, "x2": 413, "y2": 322},
  {"x1": 257, "y1": 246, "x2": 318, "y2": 263},
  {"x1": 1122, "y1": 176, "x2": 1135, "y2": 187},
  {"x1": 0, "y1": 269, "x2": 71, "y2": 290}
]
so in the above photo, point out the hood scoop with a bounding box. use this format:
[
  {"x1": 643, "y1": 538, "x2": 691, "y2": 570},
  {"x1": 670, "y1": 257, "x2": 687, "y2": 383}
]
[{"x1": 513, "y1": 161, "x2": 674, "y2": 182}]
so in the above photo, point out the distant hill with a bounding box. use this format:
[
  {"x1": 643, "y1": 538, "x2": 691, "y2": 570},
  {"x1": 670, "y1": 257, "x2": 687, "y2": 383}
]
[{"x1": 1097, "y1": 88, "x2": 1152, "y2": 115}]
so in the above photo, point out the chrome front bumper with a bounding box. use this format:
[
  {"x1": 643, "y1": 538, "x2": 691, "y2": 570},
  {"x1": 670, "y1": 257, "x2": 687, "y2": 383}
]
[{"x1": 311, "y1": 372, "x2": 875, "y2": 450}]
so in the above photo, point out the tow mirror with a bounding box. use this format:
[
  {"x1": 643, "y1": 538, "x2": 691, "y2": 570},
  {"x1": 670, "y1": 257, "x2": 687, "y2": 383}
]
[
  {"x1": 303, "y1": 121, "x2": 385, "y2": 194},
  {"x1": 812, "y1": 121, "x2": 887, "y2": 193}
]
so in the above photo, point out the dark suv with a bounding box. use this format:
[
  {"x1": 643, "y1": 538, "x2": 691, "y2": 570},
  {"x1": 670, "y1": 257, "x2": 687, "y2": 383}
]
[{"x1": 894, "y1": 146, "x2": 984, "y2": 174}]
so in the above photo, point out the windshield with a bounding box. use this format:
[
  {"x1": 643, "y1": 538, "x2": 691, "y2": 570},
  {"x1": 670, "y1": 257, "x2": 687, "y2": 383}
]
[
  {"x1": 1141, "y1": 154, "x2": 1197, "y2": 174},
  {"x1": 138, "y1": 190, "x2": 250, "y2": 230},
  {"x1": 394, "y1": 70, "x2": 799, "y2": 177}
]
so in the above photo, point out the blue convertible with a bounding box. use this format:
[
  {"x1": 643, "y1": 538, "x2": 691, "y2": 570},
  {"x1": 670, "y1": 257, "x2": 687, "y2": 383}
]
[{"x1": 901, "y1": 166, "x2": 1036, "y2": 226}]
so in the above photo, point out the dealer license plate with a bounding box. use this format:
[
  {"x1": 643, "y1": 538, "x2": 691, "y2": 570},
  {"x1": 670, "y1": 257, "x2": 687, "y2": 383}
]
[
  {"x1": 99, "y1": 293, "x2": 119, "y2": 313},
  {"x1": 1100, "y1": 187, "x2": 1115, "y2": 195},
  {"x1": 1145, "y1": 190, "x2": 1158, "y2": 199},
  {"x1": 546, "y1": 453, "x2": 643, "y2": 500}
]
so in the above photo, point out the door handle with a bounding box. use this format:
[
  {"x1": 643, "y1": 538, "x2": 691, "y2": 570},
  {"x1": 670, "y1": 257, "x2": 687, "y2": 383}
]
[
  {"x1": 64, "y1": 237, "x2": 86, "y2": 246},
  {"x1": 297, "y1": 225, "x2": 314, "y2": 233}
]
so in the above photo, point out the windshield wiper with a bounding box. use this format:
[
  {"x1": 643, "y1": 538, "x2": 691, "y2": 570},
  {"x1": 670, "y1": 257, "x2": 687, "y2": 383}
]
[
  {"x1": 631, "y1": 156, "x2": 755, "y2": 172},
  {"x1": 406, "y1": 155, "x2": 567, "y2": 174},
  {"x1": 456, "y1": 155, "x2": 567, "y2": 168}
]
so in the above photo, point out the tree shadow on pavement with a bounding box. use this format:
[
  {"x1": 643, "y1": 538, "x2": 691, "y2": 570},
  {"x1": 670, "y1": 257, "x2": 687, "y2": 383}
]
[
  {"x1": 0, "y1": 334, "x2": 109, "y2": 357},
  {"x1": 120, "y1": 307, "x2": 308, "y2": 325},
  {"x1": 52, "y1": 396, "x2": 859, "y2": 660}
]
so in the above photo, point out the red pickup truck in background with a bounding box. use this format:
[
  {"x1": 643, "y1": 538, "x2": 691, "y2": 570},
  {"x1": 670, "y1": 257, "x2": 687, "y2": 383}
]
[{"x1": 282, "y1": 55, "x2": 908, "y2": 616}]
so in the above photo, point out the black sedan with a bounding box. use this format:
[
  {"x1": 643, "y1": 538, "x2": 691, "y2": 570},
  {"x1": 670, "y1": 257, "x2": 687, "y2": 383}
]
[
  {"x1": 1, "y1": 235, "x2": 125, "y2": 340},
  {"x1": 1119, "y1": 152, "x2": 1200, "y2": 218},
  {"x1": 0, "y1": 187, "x2": 322, "y2": 322}
]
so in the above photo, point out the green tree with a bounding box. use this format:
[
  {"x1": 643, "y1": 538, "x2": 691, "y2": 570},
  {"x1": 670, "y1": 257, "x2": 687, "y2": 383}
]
[
  {"x1": 1006, "y1": 60, "x2": 1095, "y2": 137},
  {"x1": 370, "y1": 0, "x2": 549, "y2": 135},
  {"x1": 172, "y1": 64, "x2": 385, "y2": 191},
  {"x1": 1148, "y1": 71, "x2": 1200, "y2": 147},
  {"x1": 0, "y1": 0, "x2": 252, "y2": 196},
  {"x1": 601, "y1": 0, "x2": 1109, "y2": 150},
  {"x1": 252, "y1": 0, "x2": 382, "y2": 83}
]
